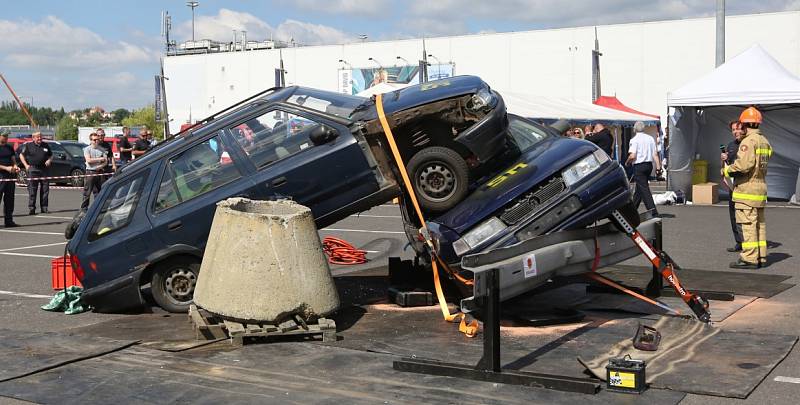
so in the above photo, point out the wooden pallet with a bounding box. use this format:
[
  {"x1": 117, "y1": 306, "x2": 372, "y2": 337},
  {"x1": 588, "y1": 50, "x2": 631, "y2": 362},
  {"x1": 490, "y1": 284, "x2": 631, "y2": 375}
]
[{"x1": 188, "y1": 304, "x2": 337, "y2": 346}]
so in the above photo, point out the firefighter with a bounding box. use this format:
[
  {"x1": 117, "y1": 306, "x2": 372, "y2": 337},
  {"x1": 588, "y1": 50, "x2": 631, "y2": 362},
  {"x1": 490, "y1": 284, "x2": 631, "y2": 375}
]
[{"x1": 722, "y1": 107, "x2": 771, "y2": 269}]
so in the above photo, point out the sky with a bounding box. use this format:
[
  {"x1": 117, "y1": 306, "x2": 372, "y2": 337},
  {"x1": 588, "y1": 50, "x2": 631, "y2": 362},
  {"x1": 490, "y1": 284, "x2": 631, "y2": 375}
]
[{"x1": 1, "y1": 0, "x2": 799, "y2": 113}]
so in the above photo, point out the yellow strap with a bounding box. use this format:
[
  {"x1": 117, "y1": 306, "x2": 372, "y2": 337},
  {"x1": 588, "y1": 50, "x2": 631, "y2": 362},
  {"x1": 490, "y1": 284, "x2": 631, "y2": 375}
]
[
  {"x1": 723, "y1": 165, "x2": 730, "y2": 178},
  {"x1": 732, "y1": 192, "x2": 767, "y2": 202},
  {"x1": 375, "y1": 93, "x2": 478, "y2": 338},
  {"x1": 741, "y1": 241, "x2": 767, "y2": 248},
  {"x1": 755, "y1": 148, "x2": 772, "y2": 156}
]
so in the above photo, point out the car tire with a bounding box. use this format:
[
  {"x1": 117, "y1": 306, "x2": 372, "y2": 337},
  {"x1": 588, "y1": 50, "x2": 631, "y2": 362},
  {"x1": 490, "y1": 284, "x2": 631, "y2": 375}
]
[
  {"x1": 70, "y1": 169, "x2": 85, "y2": 188},
  {"x1": 151, "y1": 257, "x2": 200, "y2": 313},
  {"x1": 16, "y1": 169, "x2": 28, "y2": 186},
  {"x1": 407, "y1": 146, "x2": 470, "y2": 213}
]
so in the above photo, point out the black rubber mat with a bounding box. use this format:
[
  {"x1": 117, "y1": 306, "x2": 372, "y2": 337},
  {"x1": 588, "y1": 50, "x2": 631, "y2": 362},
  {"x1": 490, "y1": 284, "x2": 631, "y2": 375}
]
[
  {"x1": 0, "y1": 329, "x2": 137, "y2": 383},
  {"x1": 0, "y1": 342, "x2": 685, "y2": 404},
  {"x1": 600, "y1": 265, "x2": 794, "y2": 298}
]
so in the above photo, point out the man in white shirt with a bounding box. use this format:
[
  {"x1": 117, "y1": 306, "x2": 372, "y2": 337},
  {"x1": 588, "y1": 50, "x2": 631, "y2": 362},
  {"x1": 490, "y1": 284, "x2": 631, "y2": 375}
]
[{"x1": 625, "y1": 121, "x2": 662, "y2": 216}]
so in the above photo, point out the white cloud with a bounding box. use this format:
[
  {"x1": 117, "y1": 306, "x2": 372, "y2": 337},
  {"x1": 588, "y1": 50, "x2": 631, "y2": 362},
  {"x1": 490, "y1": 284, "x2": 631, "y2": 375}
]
[
  {"x1": 175, "y1": 8, "x2": 354, "y2": 45},
  {"x1": 283, "y1": 0, "x2": 391, "y2": 16},
  {"x1": 0, "y1": 16, "x2": 157, "y2": 69}
]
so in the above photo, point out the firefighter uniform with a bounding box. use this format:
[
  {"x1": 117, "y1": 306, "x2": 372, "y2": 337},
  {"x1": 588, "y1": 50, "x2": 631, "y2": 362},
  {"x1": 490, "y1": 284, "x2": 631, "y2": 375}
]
[{"x1": 723, "y1": 115, "x2": 771, "y2": 268}]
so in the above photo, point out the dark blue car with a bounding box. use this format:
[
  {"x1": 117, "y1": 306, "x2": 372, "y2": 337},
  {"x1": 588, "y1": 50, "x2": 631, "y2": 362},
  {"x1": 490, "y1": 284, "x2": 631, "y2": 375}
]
[{"x1": 66, "y1": 76, "x2": 511, "y2": 312}]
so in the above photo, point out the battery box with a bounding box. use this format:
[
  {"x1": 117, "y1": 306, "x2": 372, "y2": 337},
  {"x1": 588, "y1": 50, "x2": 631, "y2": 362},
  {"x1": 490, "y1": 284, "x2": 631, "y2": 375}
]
[{"x1": 606, "y1": 356, "x2": 647, "y2": 394}]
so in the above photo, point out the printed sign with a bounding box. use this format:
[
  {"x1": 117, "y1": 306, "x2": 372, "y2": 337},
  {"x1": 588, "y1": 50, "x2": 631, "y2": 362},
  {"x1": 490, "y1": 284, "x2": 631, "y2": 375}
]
[{"x1": 523, "y1": 254, "x2": 538, "y2": 278}]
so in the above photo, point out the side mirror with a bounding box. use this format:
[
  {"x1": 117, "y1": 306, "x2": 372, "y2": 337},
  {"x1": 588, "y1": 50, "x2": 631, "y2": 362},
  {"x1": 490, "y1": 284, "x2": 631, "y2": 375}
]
[{"x1": 309, "y1": 125, "x2": 338, "y2": 146}]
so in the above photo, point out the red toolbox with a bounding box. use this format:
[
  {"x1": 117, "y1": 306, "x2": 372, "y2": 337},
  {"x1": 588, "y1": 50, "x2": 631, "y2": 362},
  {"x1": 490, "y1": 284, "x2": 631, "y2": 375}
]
[{"x1": 51, "y1": 256, "x2": 82, "y2": 290}]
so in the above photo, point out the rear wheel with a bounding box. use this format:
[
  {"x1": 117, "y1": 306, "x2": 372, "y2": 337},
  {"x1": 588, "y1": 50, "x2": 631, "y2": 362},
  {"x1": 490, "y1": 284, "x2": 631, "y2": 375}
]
[
  {"x1": 70, "y1": 169, "x2": 85, "y2": 188},
  {"x1": 151, "y1": 257, "x2": 200, "y2": 313},
  {"x1": 16, "y1": 169, "x2": 28, "y2": 186},
  {"x1": 407, "y1": 146, "x2": 470, "y2": 213}
]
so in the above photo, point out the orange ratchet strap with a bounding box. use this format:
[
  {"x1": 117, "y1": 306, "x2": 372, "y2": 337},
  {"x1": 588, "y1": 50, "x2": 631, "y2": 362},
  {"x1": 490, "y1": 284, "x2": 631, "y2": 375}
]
[{"x1": 375, "y1": 93, "x2": 478, "y2": 338}]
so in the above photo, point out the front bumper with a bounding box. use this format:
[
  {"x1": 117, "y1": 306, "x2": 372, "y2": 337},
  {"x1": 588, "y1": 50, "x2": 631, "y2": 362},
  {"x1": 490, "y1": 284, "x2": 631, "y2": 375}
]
[
  {"x1": 458, "y1": 215, "x2": 661, "y2": 313},
  {"x1": 81, "y1": 265, "x2": 147, "y2": 313}
]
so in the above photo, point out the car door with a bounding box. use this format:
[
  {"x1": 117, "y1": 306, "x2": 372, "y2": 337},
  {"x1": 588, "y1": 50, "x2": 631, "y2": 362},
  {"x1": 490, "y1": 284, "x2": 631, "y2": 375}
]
[
  {"x1": 225, "y1": 104, "x2": 380, "y2": 225},
  {"x1": 149, "y1": 131, "x2": 256, "y2": 250},
  {"x1": 47, "y1": 142, "x2": 72, "y2": 179}
]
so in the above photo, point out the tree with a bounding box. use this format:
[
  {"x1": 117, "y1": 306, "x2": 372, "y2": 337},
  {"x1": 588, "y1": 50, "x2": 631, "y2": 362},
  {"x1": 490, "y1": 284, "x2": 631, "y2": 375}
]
[
  {"x1": 55, "y1": 116, "x2": 78, "y2": 140},
  {"x1": 112, "y1": 108, "x2": 130, "y2": 123},
  {"x1": 122, "y1": 105, "x2": 163, "y2": 140}
]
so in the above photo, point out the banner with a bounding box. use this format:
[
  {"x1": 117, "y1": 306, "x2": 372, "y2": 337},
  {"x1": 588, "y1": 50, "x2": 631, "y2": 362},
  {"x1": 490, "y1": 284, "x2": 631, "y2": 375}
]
[{"x1": 338, "y1": 63, "x2": 455, "y2": 95}]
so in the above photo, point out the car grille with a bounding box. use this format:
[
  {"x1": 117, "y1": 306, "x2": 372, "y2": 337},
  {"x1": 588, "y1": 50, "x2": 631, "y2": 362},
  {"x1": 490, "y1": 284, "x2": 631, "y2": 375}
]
[{"x1": 499, "y1": 176, "x2": 566, "y2": 225}]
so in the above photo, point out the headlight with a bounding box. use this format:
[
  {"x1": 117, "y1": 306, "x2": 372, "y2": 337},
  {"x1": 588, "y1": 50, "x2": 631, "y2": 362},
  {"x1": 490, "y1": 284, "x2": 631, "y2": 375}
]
[
  {"x1": 467, "y1": 88, "x2": 496, "y2": 112},
  {"x1": 562, "y1": 150, "x2": 607, "y2": 187},
  {"x1": 453, "y1": 217, "x2": 507, "y2": 256}
]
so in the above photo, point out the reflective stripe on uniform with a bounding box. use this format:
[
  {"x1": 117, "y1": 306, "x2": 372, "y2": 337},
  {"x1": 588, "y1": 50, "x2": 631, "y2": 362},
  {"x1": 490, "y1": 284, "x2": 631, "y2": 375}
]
[
  {"x1": 756, "y1": 148, "x2": 772, "y2": 156},
  {"x1": 723, "y1": 166, "x2": 730, "y2": 177},
  {"x1": 742, "y1": 241, "x2": 767, "y2": 248},
  {"x1": 732, "y1": 192, "x2": 767, "y2": 201}
]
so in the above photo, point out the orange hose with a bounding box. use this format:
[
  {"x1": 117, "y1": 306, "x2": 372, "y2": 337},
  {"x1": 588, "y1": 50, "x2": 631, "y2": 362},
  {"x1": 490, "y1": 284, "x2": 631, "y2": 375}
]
[{"x1": 322, "y1": 236, "x2": 368, "y2": 265}]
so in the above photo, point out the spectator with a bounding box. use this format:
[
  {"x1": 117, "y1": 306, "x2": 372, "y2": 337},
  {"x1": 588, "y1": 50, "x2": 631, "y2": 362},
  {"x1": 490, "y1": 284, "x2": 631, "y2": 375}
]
[
  {"x1": 19, "y1": 132, "x2": 52, "y2": 215},
  {"x1": 95, "y1": 128, "x2": 117, "y2": 173},
  {"x1": 722, "y1": 120, "x2": 745, "y2": 253},
  {"x1": 0, "y1": 130, "x2": 20, "y2": 227},
  {"x1": 117, "y1": 126, "x2": 134, "y2": 165},
  {"x1": 81, "y1": 133, "x2": 109, "y2": 211},
  {"x1": 132, "y1": 129, "x2": 153, "y2": 158},
  {"x1": 587, "y1": 122, "x2": 614, "y2": 157},
  {"x1": 625, "y1": 121, "x2": 661, "y2": 217},
  {"x1": 570, "y1": 127, "x2": 585, "y2": 139}
]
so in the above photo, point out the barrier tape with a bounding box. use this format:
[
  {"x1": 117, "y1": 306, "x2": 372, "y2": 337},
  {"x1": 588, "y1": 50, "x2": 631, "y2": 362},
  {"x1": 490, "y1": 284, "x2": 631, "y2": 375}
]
[
  {"x1": 0, "y1": 171, "x2": 114, "y2": 183},
  {"x1": 375, "y1": 93, "x2": 478, "y2": 338}
]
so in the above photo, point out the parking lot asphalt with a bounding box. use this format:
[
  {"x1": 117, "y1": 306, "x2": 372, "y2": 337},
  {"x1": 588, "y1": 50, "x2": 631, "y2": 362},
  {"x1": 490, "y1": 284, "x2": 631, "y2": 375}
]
[{"x1": 1, "y1": 188, "x2": 799, "y2": 403}]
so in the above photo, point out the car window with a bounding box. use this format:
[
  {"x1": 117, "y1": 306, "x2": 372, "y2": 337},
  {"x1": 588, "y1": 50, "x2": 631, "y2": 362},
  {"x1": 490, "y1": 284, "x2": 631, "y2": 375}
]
[
  {"x1": 285, "y1": 88, "x2": 364, "y2": 118},
  {"x1": 48, "y1": 143, "x2": 66, "y2": 154},
  {"x1": 507, "y1": 116, "x2": 551, "y2": 151},
  {"x1": 62, "y1": 144, "x2": 86, "y2": 158},
  {"x1": 89, "y1": 170, "x2": 149, "y2": 241},
  {"x1": 154, "y1": 135, "x2": 241, "y2": 212},
  {"x1": 231, "y1": 108, "x2": 320, "y2": 169}
]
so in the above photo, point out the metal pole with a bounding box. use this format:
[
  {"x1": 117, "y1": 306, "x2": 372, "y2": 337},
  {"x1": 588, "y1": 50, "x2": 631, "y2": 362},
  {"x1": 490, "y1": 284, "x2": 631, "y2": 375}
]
[{"x1": 716, "y1": 0, "x2": 725, "y2": 67}]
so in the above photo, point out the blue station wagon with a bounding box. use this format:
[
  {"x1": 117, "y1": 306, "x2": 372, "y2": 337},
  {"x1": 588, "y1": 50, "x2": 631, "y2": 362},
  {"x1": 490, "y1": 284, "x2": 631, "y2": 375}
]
[{"x1": 66, "y1": 76, "x2": 635, "y2": 313}]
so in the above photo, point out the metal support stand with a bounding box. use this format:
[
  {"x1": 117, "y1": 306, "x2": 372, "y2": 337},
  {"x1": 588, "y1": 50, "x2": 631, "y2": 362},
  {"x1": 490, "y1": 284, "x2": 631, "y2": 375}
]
[
  {"x1": 393, "y1": 268, "x2": 601, "y2": 395},
  {"x1": 645, "y1": 220, "x2": 664, "y2": 298}
]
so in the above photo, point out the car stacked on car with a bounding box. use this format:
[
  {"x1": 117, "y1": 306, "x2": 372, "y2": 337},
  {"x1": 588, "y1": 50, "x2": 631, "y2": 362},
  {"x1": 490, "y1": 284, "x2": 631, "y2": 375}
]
[{"x1": 65, "y1": 75, "x2": 635, "y2": 313}]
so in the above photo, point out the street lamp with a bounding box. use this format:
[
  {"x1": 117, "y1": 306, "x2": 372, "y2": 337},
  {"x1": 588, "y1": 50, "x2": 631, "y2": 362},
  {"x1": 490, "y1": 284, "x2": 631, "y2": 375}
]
[
  {"x1": 368, "y1": 57, "x2": 383, "y2": 68},
  {"x1": 338, "y1": 59, "x2": 352, "y2": 69},
  {"x1": 358, "y1": 34, "x2": 368, "y2": 43},
  {"x1": 396, "y1": 56, "x2": 410, "y2": 66},
  {"x1": 186, "y1": 1, "x2": 199, "y2": 41}
]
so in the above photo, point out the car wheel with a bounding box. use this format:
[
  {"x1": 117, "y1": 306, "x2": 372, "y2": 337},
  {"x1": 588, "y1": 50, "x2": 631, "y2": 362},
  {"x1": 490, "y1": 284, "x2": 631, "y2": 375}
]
[
  {"x1": 611, "y1": 200, "x2": 641, "y2": 232},
  {"x1": 70, "y1": 169, "x2": 85, "y2": 188},
  {"x1": 151, "y1": 257, "x2": 200, "y2": 313},
  {"x1": 16, "y1": 169, "x2": 28, "y2": 186},
  {"x1": 407, "y1": 146, "x2": 470, "y2": 213}
]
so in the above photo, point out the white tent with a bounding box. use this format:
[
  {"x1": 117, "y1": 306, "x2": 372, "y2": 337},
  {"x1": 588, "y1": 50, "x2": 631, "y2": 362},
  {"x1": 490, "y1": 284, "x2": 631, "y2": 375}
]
[
  {"x1": 667, "y1": 45, "x2": 800, "y2": 200},
  {"x1": 355, "y1": 82, "x2": 409, "y2": 97},
  {"x1": 503, "y1": 92, "x2": 660, "y2": 125}
]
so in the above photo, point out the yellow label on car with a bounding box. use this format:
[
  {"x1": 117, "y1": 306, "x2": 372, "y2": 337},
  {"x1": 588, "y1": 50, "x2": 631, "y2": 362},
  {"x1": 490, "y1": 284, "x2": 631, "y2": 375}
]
[
  {"x1": 487, "y1": 163, "x2": 528, "y2": 188},
  {"x1": 608, "y1": 371, "x2": 637, "y2": 388}
]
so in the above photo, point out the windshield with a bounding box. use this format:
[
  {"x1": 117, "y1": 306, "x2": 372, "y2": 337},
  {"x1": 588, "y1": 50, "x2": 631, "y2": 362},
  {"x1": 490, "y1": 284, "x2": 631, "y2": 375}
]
[
  {"x1": 507, "y1": 116, "x2": 551, "y2": 151},
  {"x1": 286, "y1": 88, "x2": 366, "y2": 119},
  {"x1": 62, "y1": 143, "x2": 87, "y2": 158}
]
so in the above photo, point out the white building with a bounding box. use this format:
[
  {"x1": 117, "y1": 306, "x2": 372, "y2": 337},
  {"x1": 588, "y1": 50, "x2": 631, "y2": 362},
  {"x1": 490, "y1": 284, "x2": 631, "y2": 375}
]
[{"x1": 163, "y1": 11, "x2": 800, "y2": 134}]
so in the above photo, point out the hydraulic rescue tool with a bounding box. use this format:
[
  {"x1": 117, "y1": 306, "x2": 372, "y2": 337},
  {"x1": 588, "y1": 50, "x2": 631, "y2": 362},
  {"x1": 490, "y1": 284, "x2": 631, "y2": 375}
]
[{"x1": 608, "y1": 210, "x2": 711, "y2": 323}]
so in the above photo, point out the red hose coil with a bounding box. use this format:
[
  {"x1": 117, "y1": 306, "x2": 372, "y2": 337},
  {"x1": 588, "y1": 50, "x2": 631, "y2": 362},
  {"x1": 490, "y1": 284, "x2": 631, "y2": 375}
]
[{"x1": 322, "y1": 236, "x2": 368, "y2": 265}]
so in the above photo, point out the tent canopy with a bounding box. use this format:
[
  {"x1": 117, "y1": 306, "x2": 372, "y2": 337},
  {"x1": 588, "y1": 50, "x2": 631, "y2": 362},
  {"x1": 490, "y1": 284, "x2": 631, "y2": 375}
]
[
  {"x1": 668, "y1": 45, "x2": 800, "y2": 107},
  {"x1": 666, "y1": 44, "x2": 800, "y2": 200},
  {"x1": 594, "y1": 96, "x2": 660, "y2": 119},
  {"x1": 502, "y1": 92, "x2": 660, "y2": 125}
]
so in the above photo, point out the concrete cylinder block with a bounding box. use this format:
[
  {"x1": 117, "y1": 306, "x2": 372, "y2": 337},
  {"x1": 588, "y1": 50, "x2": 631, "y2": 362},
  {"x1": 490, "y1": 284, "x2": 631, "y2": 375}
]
[{"x1": 193, "y1": 198, "x2": 340, "y2": 323}]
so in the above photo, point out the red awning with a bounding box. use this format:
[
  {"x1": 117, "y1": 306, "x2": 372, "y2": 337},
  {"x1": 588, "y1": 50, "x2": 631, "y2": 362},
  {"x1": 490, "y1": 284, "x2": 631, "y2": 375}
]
[{"x1": 594, "y1": 96, "x2": 660, "y2": 119}]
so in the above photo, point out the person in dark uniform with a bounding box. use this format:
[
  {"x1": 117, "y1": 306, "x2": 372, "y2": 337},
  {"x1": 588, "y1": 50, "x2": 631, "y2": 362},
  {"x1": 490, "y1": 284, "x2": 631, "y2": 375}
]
[
  {"x1": 19, "y1": 132, "x2": 52, "y2": 215},
  {"x1": 722, "y1": 120, "x2": 745, "y2": 252},
  {"x1": 586, "y1": 122, "x2": 614, "y2": 158},
  {"x1": 117, "y1": 126, "x2": 134, "y2": 165},
  {"x1": 0, "y1": 130, "x2": 20, "y2": 227},
  {"x1": 132, "y1": 129, "x2": 153, "y2": 158},
  {"x1": 95, "y1": 128, "x2": 116, "y2": 174}
]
